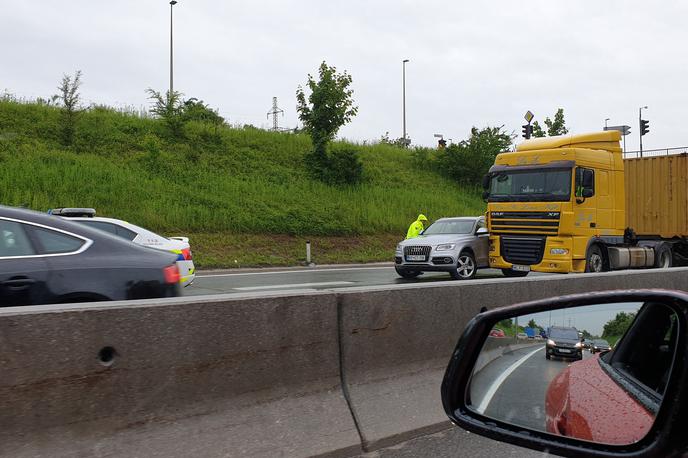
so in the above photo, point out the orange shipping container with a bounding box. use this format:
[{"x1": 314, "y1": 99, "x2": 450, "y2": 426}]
[{"x1": 624, "y1": 154, "x2": 688, "y2": 238}]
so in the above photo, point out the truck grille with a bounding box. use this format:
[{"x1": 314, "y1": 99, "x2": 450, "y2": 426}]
[
  {"x1": 501, "y1": 236, "x2": 546, "y2": 265},
  {"x1": 404, "y1": 245, "x2": 431, "y2": 262},
  {"x1": 490, "y1": 211, "x2": 560, "y2": 235}
]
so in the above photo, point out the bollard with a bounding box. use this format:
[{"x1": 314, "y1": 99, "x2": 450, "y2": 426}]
[{"x1": 306, "y1": 240, "x2": 311, "y2": 264}]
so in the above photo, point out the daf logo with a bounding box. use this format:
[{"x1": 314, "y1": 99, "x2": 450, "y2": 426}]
[{"x1": 547, "y1": 212, "x2": 560, "y2": 217}]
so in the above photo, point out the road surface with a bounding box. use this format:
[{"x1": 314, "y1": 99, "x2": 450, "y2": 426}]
[{"x1": 184, "y1": 265, "x2": 550, "y2": 296}]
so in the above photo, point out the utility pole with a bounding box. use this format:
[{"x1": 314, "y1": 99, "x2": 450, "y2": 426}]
[
  {"x1": 169, "y1": 1, "x2": 177, "y2": 95},
  {"x1": 402, "y1": 59, "x2": 409, "y2": 146},
  {"x1": 267, "y1": 97, "x2": 284, "y2": 131}
]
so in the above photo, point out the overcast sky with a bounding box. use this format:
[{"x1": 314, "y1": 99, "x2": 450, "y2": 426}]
[
  {"x1": 518, "y1": 302, "x2": 642, "y2": 336},
  {"x1": 2, "y1": 1, "x2": 686, "y2": 149}
]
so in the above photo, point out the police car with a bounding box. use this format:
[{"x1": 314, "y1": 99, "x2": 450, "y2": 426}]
[{"x1": 49, "y1": 208, "x2": 195, "y2": 287}]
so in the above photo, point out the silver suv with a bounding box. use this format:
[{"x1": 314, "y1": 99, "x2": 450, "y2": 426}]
[{"x1": 395, "y1": 216, "x2": 489, "y2": 280}]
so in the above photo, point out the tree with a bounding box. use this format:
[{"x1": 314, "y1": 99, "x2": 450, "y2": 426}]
[
  {"x1": 181, "y1": 98, "x2": 224, "y2": 125},
  {"x1": 602, "y1": 311, "x2": 636, "y2": 340},
  {"x1": 532, "y1": 108, "x2": 569, "y2": 138},
  {"x1": 498, "y1": 318, "x2": 513, "y2": 328},
  {"x1": 146, "y1": 88, "x2": 185, "y2": 138},
  {"x1": 527, "y1": 319, "x2": 538, "y2": 329},
  {"x1": 296, "y1": 61, "x2": 360, "y2": 184},
  {"x1": 437, "y1": 126, "x2": 513, "y2": 186},
  {"x1": 55, "y1": 70, "x2": 83, "y2": 145}
]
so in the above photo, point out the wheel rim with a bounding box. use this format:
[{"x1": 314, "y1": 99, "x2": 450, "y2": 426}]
[
  {"x1": 457, "y1": 256, "x2": 475, "y2": 278},
  {"x1": 589, "y1": 253, "x2": 603, "y2": 272},
  {"x1": 660, "y1": 252, "x2": 671, "y2": 268}
]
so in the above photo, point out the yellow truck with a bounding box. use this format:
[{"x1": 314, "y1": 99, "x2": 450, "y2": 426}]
[{"x1": 482, "y1": 131, "x2": 688, "y2": 275}]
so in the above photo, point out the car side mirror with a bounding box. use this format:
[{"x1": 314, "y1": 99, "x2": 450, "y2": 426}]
[
  {"x1": 476, "y1": 227, "x2": 488, "y2": 235},
  {"x1": 441, "y1": 290, "x2": 688, "y2": 458}
]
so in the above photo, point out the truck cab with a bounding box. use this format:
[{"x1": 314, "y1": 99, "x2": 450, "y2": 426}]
[{"x1": 484, "y1": 131, "x2": 627, "y2": 274}]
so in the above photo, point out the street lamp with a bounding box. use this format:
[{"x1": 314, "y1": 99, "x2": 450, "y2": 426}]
[
  {"x1": 402, "y1": 59, "x2": 409, "y2": 146},
  {"x1": 639, "y1": 106, "x2": 648, "y2": 157},
  {"x1": 169, "y1": 1, "x2": 178, "y2": 95},
  {"x1": 604, "y1": 118, "x2": 610, "y2": 129}
]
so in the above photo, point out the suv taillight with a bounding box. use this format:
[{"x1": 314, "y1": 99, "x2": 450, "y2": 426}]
[{"x1": 163, "y1": 264, "x2": 181, "y2": 284}]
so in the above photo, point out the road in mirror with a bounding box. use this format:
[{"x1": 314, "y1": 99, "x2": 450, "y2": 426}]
[{"x1": 468, "y1": 301, "x2": 678, "y2": 445}]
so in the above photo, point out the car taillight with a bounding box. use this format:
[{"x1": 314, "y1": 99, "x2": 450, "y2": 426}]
[
  {"x1": 182, "y1": 248, "x2": 192, "y2": 260},
  {"x1": 163, "y1": 264, "x2": 181, "y2": 284}
]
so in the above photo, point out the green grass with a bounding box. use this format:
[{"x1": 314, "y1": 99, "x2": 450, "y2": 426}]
[{"x1": 0, "y1": 98, "x2": 485, "y2": 267}]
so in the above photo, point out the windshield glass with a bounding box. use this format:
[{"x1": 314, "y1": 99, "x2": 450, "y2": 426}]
[
  {"x1": 422, "y1": 220, "x2": 475, "y2": 235},
  {"x1": 550, "y1": 328, "x2": 579, "y2": 340},
  {"x1": 489, "y1": 168, "x2": 572, "y2": 202}
]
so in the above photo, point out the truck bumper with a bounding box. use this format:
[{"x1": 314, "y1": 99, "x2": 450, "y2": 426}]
[{"x1": 489, "y1": 236, "x2": 585, "y2": 274}]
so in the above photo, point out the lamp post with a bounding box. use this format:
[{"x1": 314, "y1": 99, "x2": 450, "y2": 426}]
[
  {"x1": 402, "y1": 59, "x2": 409, "y2": 146},
  {"x1": 604, "y1": 118, "x2": 610, "y2": 129},
  {"x1": 169, "y1": 1, "x2": 178, "y2": 95},
  {"x1": 639, "y1": 106, "x2": 648, "y2": 157}
]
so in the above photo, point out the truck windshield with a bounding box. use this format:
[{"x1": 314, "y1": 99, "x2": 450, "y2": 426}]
[{"x1": 489, "y1": 168, "x2": 572, "y2": 202}]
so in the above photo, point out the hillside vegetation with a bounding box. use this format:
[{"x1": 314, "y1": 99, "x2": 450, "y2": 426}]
[{"x1": 0, "y1": 99, "x2": 485, "y2": 267}]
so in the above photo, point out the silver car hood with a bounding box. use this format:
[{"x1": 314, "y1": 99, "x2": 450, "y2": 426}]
[{"x1": 398, "y1": 233, "x2": 476, "y2": 246}]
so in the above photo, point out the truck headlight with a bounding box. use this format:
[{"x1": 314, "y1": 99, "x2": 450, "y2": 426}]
[
  {"x1": 436, "y1": 244, "x2": 456, "y2": 251},
  {"x1": 550, "y1": 248, "x2": 569, "y2": 255}
]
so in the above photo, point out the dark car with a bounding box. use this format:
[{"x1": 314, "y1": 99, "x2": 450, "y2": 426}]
[
  {"x1": 545, "y1": 326, "x2": 583, "y2": 360},
  {"x1": 0, "y1": 205, "x2": 181, "y2": 306},
  {"x1": 590, "y1": 339, "x2": 611, "y2": 354}
]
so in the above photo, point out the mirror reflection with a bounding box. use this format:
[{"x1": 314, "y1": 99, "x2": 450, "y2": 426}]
[{"x1": 468, "y1": 301, "x2": 678, "y2": 445}]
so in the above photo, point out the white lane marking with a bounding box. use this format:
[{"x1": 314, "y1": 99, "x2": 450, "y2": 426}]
[
  {"x1": 475, "y1": 346, "x2": 543, "y2": 415},
  {"x1": 233, "y1": 281, "x2": 354, "y2": 291},
  {"x1": 198, "y1": 266, "x2": 394, "y2": 278}
]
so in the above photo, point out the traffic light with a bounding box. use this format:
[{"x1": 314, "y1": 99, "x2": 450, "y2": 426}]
[
  {"x1": 522, "y1": 124, "x2": 533, "y2": 139},
  {"x1": 640, "y1": 119, "x2": 650, "y2": 136}
]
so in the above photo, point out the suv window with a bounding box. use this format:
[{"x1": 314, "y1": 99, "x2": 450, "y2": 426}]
[
  {"x1": 0, "y1": 220, "x2": 36, "y2": 257},
  {"x1": 78, "y1": 220, "x2": 137, "y2": 241},
  {"x1": 31, "y1": 226, "x2": 85, "y2": 254}
]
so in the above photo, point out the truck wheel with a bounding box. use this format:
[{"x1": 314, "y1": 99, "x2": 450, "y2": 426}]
[
  {"x1": 450, "y1": 251, "x2": 477, "y2": 280},
  {"x1": 654, "y1": 244, "x2": 673, "y2": 268},
  {"x1": 585, "y1": 245, "x2": 605, "y2": 273},
  {"x1": 395, "y1": 267, "x2": 421, "y2": 279},
  {"x1": 501, "y1": 269, "x2": 529, "y2": 278}
]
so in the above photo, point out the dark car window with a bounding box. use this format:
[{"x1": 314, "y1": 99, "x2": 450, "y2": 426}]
[
  {"x1": 603, "y1": 302, "x2": 678, "y2": 397},
  {"x1": 0, "y1": 220, "x2": 36, "y2": 257},
  {"x1": 77, "y1": 220, "x2": 137, "y2": 241},
  {"x1": 31, "y1": 226, "x2": 85, "y2": 254},
  {"x1": 549, "y1": 327, "x2": 579, "y2": 340}
]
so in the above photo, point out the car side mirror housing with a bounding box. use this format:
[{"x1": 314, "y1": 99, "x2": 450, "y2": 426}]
[
  {"x1": 476, "y1": 227, "x2": 488, "y2": 235},
  {"x1": 441, "y1": 289, "x2": 688, "y2": 458}
]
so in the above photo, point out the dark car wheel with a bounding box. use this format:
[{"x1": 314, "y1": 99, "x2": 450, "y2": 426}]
[
  {"x1": 450, "y1": 251, "x2": 477, "y2": 280},
  {"x1": 585, "y1": 244, "x2": 605, "y2": 272},
  {"x1": 395, "y1": 267, "x2": 421, "y2": 279},
  {"x1": 501, "y1": 268, "x2": 529, "y2": 278}
]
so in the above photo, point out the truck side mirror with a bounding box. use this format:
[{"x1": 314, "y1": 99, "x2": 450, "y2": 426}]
[
  {"x1": 582, "y1": 188, "x2": 593, "y2": 198},
  {"x1": 582, "y1": 169, "x2": 594, "y2": 189},
  {"x1": 481, "y1": 174, "x2": 491, "y2": 190},
  {"x1": 481, "y1": 191, "x2": 490, "y2": 201}
]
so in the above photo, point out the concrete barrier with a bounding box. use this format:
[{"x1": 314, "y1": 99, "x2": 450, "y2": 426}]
[
  {"x1": 0, "y1": 267, "x2": 686, "y2": 456},
  {"x1": 473, "y1": 337, "x2": 542, "y2": 374},
  {"x1": 0, "y1": 293, "x2": 361, "y2": 458}
]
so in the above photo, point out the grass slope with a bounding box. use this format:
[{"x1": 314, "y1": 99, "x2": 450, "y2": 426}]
[{"x1": 0, "y1": 99, "x2": 485, "y2": 267}]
